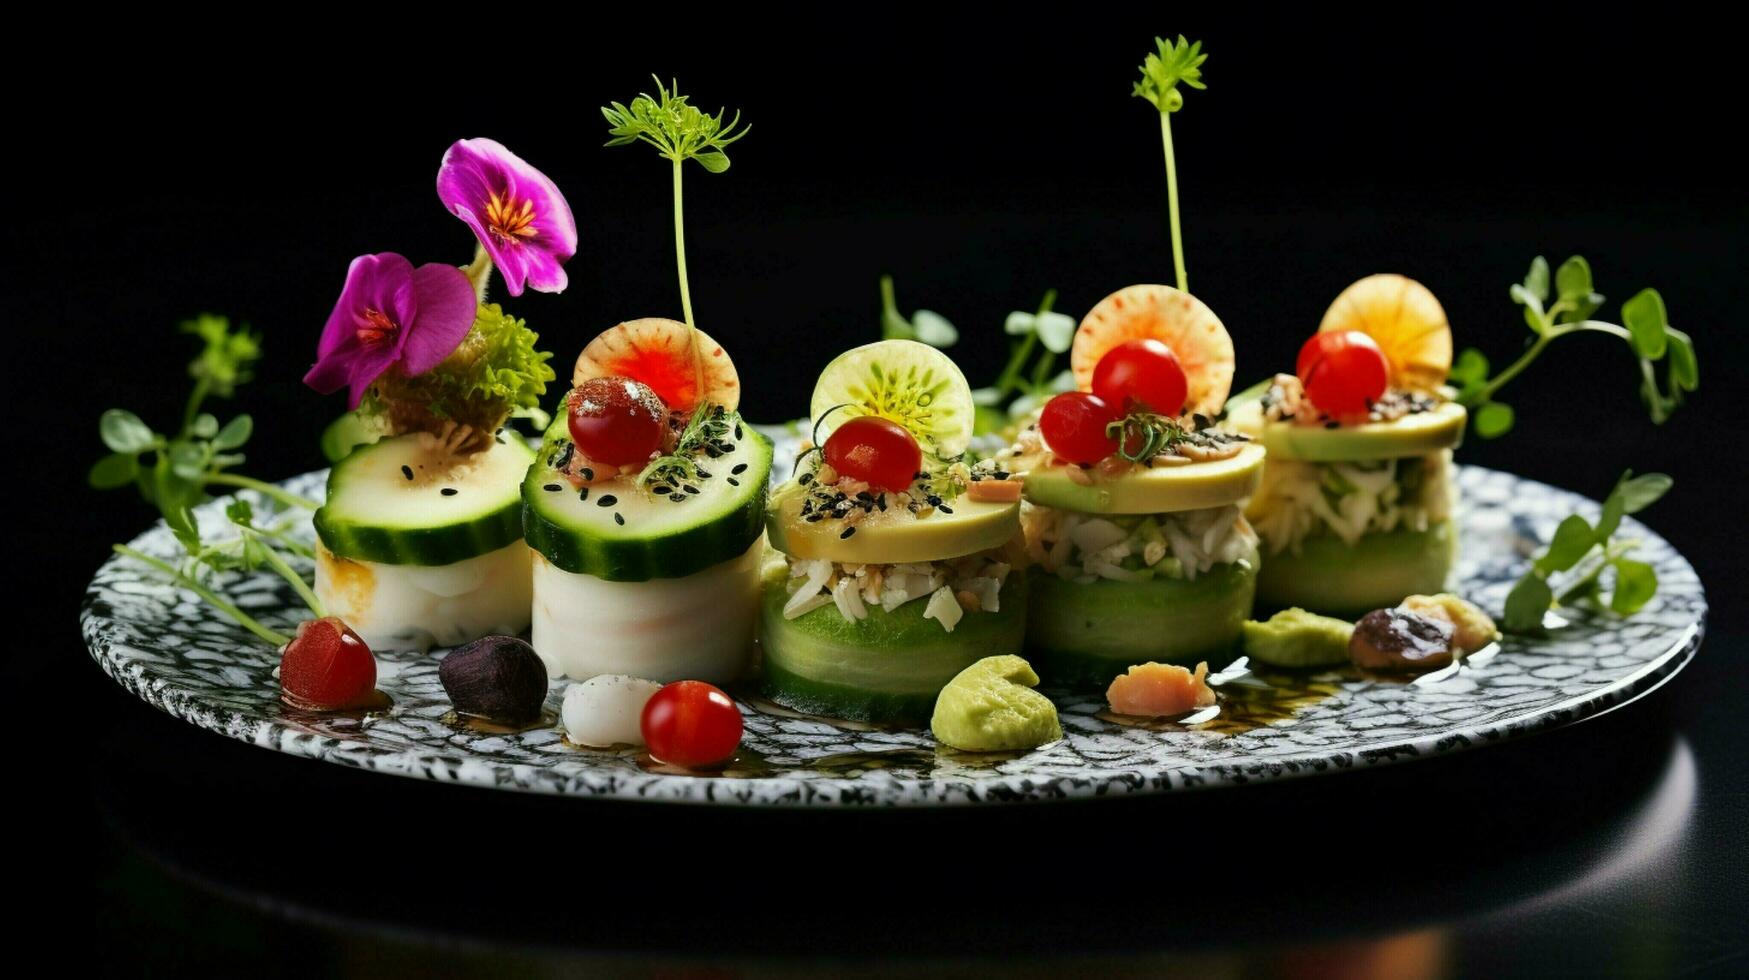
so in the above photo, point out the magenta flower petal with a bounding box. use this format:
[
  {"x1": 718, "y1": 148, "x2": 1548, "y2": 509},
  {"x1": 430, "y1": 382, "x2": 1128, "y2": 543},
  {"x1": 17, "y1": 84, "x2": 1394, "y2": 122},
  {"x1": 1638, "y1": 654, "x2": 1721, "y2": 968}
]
[
  {"x1": 303, "y1": 253, "x2": 477, "y2": 409},
  {"x1": 399, "y1": 263, "x2": 477, "y2": 375},
  {"x1": 437, "y1": 138, "x2": 577, "y2": 297}
]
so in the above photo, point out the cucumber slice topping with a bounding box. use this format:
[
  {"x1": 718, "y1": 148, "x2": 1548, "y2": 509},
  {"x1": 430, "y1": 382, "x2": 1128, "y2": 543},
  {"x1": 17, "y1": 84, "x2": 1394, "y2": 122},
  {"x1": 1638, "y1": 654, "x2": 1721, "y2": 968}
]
[
  {"x1": 522, "y1": 410, "x2": 772, "y2": 582},
  {"x1": 314, "y1": 433, "x2": 534, "y2": 566},
  {"x1": 810, "y1": 340, "x2": 975, "y2": 460}
]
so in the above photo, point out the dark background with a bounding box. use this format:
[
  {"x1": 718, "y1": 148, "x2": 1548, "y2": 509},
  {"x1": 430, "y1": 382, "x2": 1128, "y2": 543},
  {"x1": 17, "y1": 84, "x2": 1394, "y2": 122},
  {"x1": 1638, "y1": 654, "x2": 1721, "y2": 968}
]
[{"x1": 13, "y1": 13, "x2": 1746, "y2": 976}]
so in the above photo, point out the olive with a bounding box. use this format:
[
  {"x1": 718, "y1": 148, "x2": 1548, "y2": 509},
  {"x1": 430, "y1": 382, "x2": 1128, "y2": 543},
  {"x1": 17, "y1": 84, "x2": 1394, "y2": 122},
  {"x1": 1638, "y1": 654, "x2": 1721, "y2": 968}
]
[
  {"x1": 439, "y1": 635, "x2": 550, "y2": 724},
  {"x1": 1349, "y1": 608, "x2": 1456, "y2": 673}
]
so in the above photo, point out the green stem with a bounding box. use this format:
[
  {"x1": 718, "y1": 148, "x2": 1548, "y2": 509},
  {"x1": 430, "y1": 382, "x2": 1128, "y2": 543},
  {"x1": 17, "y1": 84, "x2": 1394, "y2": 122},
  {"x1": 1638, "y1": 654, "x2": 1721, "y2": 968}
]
[
  {"x1": 1030, "y1": 351, "x2": 1058, "y2": 392},
  {"x1": 463, "y1": 241, "x2": 493, "y2": 302},
  {"x1": 205, "y1": 473, "x2": 320, "y2": 510},
  {"x1": 181, "y1": 378, "x2": 211, "y2": 437},
  {"x1": 1463, "y1": 320, "x2": 1634, "y2": 406},
  {"x1": 256, "y1": 539, "x2": 325, "y2": 618},
  {"x1": 257, "y1": 524, "x2": 315, "y2": 559},
  {"x1": 113, "y1": 545, "x2": 291, "y2": 647},
  {"x1": 1160, "y1": 112, "x2": 1188, "y2": 292},
  {"x1": 994, "y1": 334, "x2": 1036, "y2": 395},
  {"x1": 672, "y1": 158, "x2": 694, "y2": 328}
]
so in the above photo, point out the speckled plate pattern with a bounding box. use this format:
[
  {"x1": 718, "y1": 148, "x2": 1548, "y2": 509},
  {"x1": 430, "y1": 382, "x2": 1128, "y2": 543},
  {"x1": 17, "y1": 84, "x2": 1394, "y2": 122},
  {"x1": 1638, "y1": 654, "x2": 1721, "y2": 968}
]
[{"x1": 81, "y1": 452, "x2": 1705, "y2": 806}]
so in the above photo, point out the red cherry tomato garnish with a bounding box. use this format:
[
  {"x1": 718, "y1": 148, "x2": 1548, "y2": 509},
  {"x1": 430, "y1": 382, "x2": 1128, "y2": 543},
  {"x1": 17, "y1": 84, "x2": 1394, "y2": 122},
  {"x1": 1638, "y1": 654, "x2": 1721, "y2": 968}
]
[
  {"x1": 1296, "y1": 330, "x2": 1390, "y2": 417},
  {"x1": 1039, "y1": 391, "x2": 1120, "y2": 465},
  {"x1": 280, "y1": 617, "x2": 376, "y2": 710},
  {"x1": 1091, "y1": 338, "x2": 1189, "y2": 416},
  {"x1": 568, "y1": 377, "x2": 669, "y2": 466},
  {"x1": 822, "y1": 416, "x2": 923, "y2": 492},
  {"x1": 640, "y1": 680, "x2": 744, "y2": 769}
]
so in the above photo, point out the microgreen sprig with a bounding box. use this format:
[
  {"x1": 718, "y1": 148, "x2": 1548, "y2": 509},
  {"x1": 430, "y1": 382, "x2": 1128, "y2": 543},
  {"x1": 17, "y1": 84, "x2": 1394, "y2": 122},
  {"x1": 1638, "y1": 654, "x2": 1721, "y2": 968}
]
[
  {"x1": 636, "y1": 405, "x2": 741, "y2": 494},
  {"x1": 1503, "y1": 471, "x2": 1672, "y2": 632},
  {"x1": 91, "y1": 316, "x2": 317, "y2": 514},
  {"x1": 1453, "y1": 256, "x2": 1698, "y2": 438},
  {"x1": 971, "y1": 289, "x2": 1076, "y2": 433},
  {"x1": 879, "y1": 276, "x2": 959, "y2": 348},
  {"x1": 603, "y1": 77, "x2": 748, "y2": 331},
  {"x1": 1134, "y1": 35, "x2": 1207, "y2": 292}
]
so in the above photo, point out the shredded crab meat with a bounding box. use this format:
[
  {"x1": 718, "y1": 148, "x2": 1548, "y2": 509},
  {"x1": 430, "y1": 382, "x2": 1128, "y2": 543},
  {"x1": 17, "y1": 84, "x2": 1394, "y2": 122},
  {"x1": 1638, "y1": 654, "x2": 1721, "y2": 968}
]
[
  {"x1": 1251, "y1": 451, "x2": 1453, "y2": 553},
  {"x1": 1021, "y1": 503, "x2": 1258, "y2": 582},
  {"x1": 782, "y1": 551, "x2": 1012, "y2": 631}
]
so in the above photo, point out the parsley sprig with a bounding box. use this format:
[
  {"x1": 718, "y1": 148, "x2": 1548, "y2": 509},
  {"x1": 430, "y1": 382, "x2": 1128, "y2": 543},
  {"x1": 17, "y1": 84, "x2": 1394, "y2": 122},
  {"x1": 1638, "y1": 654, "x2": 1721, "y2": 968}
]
[
  {"x1": 1134, "y1": 36, "x2": 1208, "y2": 292},
  {"x1": 1453, "y1": 256, "x2": 1698, "y2": 437},
  {"x1": 1503, "y1": 471, "x2": 1672, "y2": 632}
]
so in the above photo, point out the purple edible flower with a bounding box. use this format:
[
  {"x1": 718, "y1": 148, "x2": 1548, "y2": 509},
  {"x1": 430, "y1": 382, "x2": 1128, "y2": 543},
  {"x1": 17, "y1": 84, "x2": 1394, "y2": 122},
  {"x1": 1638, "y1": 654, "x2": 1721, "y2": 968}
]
[
  {"x1": 437, "y1": 138, "x2": 577, "y2": 297},
  {"x1": 303, "y1": 253, "x2": 476, "y2": 408}
]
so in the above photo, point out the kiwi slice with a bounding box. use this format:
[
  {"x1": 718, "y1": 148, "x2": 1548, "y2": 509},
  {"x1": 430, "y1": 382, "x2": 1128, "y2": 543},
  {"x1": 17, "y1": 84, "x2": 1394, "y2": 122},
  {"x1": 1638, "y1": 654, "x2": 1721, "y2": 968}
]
[{"x1": 810, "y1": 340, "x2": 975, "y2": 460}]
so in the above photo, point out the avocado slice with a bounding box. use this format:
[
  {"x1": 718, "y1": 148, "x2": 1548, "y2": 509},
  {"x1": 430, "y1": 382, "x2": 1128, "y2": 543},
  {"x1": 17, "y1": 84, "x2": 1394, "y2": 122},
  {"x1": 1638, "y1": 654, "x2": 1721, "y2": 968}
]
[
  {"x1": 757, "y1": 573, "x2": 1027, "y2": 725},
  {"x1": 1025, "y1": 555, "x2": 1257, "y2": 689},
  {"x1": 1022, "y1": 443, "x2": 1265, "y2": 515},
  {"x1": 765, "y1": 480, "x2": 1019, "y2": 564},
  {"x1": 1226, "y1": 399, "x2": 1465, "y2": 463},
  {"x1": 1254, "y1": 522, "x2": 1455, "y2": 618}
]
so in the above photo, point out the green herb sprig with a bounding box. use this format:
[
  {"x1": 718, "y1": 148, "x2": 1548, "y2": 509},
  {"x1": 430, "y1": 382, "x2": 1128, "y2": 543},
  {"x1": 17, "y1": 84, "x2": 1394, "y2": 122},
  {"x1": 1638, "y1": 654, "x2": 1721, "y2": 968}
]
[
  {"x1": 1134, "y1": 35, "x2": 1207, "y2": 292},
  {"x1": 95, "y1": 316, "x2": 321, "y2": 647},
  {"x1": 603, "y1": 77, "x2": 748, "y2": 330},
  {"x1": 1453, "y1": 256, "x2": 1698, "y2": 438},
  {"x1": 636, "y1": 405, "x2": 741, "y2": 494},
  {"x1": 879, "y1": 275, "x2": 959, "y2": 348},
  {"x1": 972, "y1": 289, "x2": 1076, "y2": 434},
  {"x1": 1502, "y1": 470, "x2": 1672, "y2": 632},
  {"x1": 91, "y1": 315, "x2": 317, "y2": 513}
]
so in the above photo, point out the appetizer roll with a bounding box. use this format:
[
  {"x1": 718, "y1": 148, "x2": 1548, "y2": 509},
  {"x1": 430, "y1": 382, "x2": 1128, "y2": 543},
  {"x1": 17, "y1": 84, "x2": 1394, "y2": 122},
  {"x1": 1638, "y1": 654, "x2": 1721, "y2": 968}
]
[
  {"x1": 313, "y1": 302, "x2": 554, "y2": 651},
  {"x1": 760, "y1": 340, "x2": 1026, "y2": 725},
  {"x1": 1226, "y1": 274, "x2": 1464, "y2": 616},
  {"x1": 1006, "y1": 284, "x2": 1264, "y2": 689},
  {"x1": 524, "y1": 318, "x2": 771, "y2": 684}
]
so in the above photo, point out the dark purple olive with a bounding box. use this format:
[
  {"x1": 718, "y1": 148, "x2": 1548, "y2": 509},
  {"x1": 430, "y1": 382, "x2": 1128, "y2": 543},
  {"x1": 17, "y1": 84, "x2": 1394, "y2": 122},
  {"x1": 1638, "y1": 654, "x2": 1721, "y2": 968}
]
[
  {"x1": 1350, "y1": 608, "x2": 1456, "y2": 673},
  {"x1": 439, "y1": 635, "x2": 549, "y2": 724}
]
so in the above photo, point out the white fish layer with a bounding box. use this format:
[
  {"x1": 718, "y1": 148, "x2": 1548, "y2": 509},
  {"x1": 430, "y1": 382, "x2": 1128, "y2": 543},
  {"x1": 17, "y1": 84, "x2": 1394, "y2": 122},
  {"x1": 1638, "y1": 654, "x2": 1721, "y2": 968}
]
[
  {"x1": 531, "y1": 538, "x2": 761, "y2": 683},
  {"x1": 315, "y1": 540, "x2": 533, "y2": 653}
]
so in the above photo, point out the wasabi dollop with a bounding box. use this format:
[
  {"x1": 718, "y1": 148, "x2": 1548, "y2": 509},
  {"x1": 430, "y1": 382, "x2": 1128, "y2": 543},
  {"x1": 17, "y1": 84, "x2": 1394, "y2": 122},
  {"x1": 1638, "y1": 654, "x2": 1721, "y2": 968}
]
[
  {"x1": 1242, "y1": 607, "x2": 1354, "y2": 668},
  {"x1": 930, "y1": 655, "x2": 1062, "y2": 752}
]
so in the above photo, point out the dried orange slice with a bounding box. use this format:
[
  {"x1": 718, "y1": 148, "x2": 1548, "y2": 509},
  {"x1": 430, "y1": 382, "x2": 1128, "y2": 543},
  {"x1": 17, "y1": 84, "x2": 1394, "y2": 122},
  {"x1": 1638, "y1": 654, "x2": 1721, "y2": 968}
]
[
  {"x1": 1072, "y1": 285, "x2": 1235, "y2": 417},
  {"x1": 573, "y1": 318, "x2": 740, "y2": 413},
  {"x1": 1318, "y1": 274, "x2": 1452, "y2": 391}
]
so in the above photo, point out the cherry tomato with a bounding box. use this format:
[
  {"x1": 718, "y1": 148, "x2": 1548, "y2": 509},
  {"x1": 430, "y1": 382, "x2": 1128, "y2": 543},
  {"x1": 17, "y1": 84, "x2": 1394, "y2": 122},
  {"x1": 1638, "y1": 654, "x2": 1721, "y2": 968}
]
[
  {"x1": 823, "y1": 416, "x2": 923, "y2": 492},
  {"x1": 1039, "y1": 391, "x2": 1120, "y2": 464},
  {"x1": 568, "y1": 377, "x2": 668, "y2": 466},
  {"x1": 1296, "y1": 330, "x2": 1390, "y2": 417},
  {"x1": 640, "y1": 680, "x2": 744, "y2": 769},
  {"x1": 1091, "y1": 339, "x2": 1189, "y2": 416},
  {"x1": 280, "y1": 617, "x2": 376, "y2": 710}
]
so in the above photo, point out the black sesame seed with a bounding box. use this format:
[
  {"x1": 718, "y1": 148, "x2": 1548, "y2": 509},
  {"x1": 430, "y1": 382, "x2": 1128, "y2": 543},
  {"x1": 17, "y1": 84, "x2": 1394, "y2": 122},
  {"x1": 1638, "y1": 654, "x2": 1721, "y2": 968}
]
[
  {"x1": 805, "y1": 513, "x2": 823, "y2": 522},
  {"x1": 614, "y1": 512, "x2": 625, "y2": 526},
  {"x1": 856, "y1": 491, "x2": 874, "y2": 502},
  {"x1": 939, "y1": 504, "x2": 954, "y2": 514},
  {"x1": 684, "y1": 485, "x2": 700, "y2": 495},
  {"x1": 441, "y1": 487, "x2": 458, "y2": 496},
  {"x1": 670, "y1": 493, "x2": 687, "y2": 502},
  {"x1": 578, "y1": 486, "x2": 590, "y2": 502},
  {"x1": 798, "y1": 473, "x2": 814, "y2": 486},
  {"x1": 731, "y1": 463, "x2": 748, "y2": 475},
  {"x1": 597, "y1": 494, "x2": 618, "y2": 507},
  {"x1": 580, "y1": 466, "x2": 594, "y2": 481},
  {"x1": 994, "y1": 471, "x2": 1010, "y2": 480},
  {"x1": 734, "y1": 423, "x2": 744, "y2": 439},
  {"x1": 875, "y1": 495, "x2": 887, "y2": 511},
  {"x1": 840, "y1": 527, "x2": 856, "y2": 539},
  {"x1": 556, "y1": 445, "x2": 575, "y2": 469},
  {"x1": 694, "y1": 468, "x2": 711, "y2": 480},
  {"x1": 544, "y1": 483, "x2": 561, "y2": 492},
  {"x1": 727, "y1": 477, "x2": 740, "y2": 487},
  {"x1": 401, "y1": 465, "x2": 414, "y2": 481},
  {"x1": 653, "y1": 485, "x2": 673, "y2": 495},
  {"x1": 926, "y1": 495, "x2": 942, "y2": 506}
]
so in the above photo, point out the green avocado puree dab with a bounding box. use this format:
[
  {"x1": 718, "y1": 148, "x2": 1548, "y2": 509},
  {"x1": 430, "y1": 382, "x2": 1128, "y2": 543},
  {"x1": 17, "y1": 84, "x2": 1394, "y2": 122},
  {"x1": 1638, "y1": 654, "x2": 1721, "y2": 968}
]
[
  {"x1": 930, "y1": 655, "x2": 1062, "y2": 752},
  {"x1": 1242, "y1": 607, "x2": 1354, "y2": 668}
]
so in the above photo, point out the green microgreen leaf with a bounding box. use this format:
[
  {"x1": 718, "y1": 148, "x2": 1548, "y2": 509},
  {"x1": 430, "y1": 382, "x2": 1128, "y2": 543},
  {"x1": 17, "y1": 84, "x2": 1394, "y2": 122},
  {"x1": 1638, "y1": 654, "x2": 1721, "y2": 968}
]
[
  {"x1": 601, "y1": 77, "x2": 748, "y2": 167},
  {"x1": 1536, "y1": 515, "x2": 1596, "y2": 574},
  {"x1": 214, "y1": 415, "x2": 253, "y2": 451},
  {"x1": 190, "y1": 413, "x2": 219, "y2": 439},
  {"x1": 1522, "y1": 256, "x2": 1550, "y2": 303},
  {"x1": 911, "y1": 309, "x2": 959, "y2": 348},
  {"x1": 1621, "y1": 288, "x2": 1669, "y2": 359},
  {"x1": 1666, "y1": 328, "x2": 1698, "y2": 391},
  {"x1": 1503, "y1": 573, "x2": 1554, "y2": 633},
  {"x1": 1034, "y1": 311, "x2": 1076, "y2": 354},
  {"x1": 168, "y1": 441, "x2": 207, "y2": 480},
  {"x1": 1553, "y1": 255, "x2": 1592, "y2": 302},
  {"x1": 1608, "y1": 558, "x2": 1658, "y2": 615},
  {"x1": 101, "y1": 409, "x2": 155, "y2": 453},
  {"x1": 1474, "y1": 401, "x2": 1515, "y2": 438},
  {"x1": 88, "y1": 452, "x2": 139, "y2": 489},
  {"x1": 1615, "y1": 471, "x2": 1674, "y2": 514},
  {"x1": 1133, "y1": 35, "x2": 1207, "y2": 113}
]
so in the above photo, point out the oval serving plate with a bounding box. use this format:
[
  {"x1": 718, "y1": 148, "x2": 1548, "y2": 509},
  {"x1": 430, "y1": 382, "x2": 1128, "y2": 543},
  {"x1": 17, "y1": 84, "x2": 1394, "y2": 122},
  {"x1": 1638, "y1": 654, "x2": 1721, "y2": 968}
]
[{"x1": 81, "y1": 439, "x2": 1705, "y2": 806}]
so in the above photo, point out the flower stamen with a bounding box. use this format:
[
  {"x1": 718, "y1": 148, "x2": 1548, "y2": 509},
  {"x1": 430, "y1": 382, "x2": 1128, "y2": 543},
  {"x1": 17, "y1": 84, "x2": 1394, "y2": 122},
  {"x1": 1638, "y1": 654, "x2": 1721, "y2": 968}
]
[
  {"x1": 357, "y1": 308, "x2": 399, "y2": 348},
  {"x1": 485, "y1": 189, "x2": 539, "y2": 244}
]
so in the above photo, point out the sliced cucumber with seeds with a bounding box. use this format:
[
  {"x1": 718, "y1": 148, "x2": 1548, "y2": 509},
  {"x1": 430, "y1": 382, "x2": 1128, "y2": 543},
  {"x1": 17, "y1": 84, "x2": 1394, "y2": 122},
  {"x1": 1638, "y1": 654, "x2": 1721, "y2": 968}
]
[
  {"x1": 315, "y1": 434, "x2": 533, "y2": 566},
  {"x1": 522, "y1": 413, "x2": 772, "y2": 582},
  {"x1": 810, "y1": 339, "x2": 975, "y2": 460}
]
